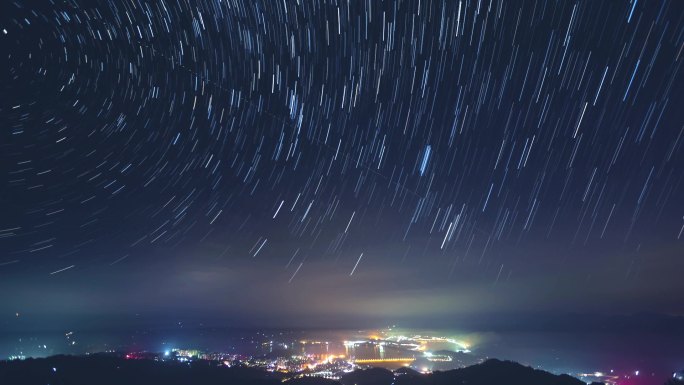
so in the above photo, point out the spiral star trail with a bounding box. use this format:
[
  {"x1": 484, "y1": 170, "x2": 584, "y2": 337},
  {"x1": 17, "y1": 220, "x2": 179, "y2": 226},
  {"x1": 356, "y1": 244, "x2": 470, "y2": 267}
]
[{"x1": 1, "y1": 0, "x2": 683, "y2": 327}]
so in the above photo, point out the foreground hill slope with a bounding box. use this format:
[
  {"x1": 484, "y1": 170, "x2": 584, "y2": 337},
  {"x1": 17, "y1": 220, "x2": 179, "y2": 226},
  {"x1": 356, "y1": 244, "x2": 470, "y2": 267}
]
[
  {"x1": 0, "y1": 355, "x2": 282, "y2": 385},
  {"x1": 393, "y1": 359, "x2": 585, "y2": 385}
]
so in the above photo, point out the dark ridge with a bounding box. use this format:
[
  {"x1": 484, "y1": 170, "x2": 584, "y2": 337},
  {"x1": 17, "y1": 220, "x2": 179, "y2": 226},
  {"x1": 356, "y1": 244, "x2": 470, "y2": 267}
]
[{"x1": 393, "y1": 358, "x2": 586, "y2": 385}]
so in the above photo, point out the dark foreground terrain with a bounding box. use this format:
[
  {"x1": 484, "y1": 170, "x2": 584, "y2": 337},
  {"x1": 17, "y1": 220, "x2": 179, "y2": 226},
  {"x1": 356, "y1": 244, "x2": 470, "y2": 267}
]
[{"x1": 0, "y1": 354, "x2": 594, "y2": 385}]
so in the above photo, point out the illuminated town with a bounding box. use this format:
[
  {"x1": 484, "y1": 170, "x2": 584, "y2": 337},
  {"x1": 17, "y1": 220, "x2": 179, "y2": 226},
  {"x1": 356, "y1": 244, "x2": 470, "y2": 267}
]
[
  {"x1": 119, "y1": 332, "x2": 474, "y2": 380},
  {"x1": 2, "y1": 326, "x2": 682, "y2": 384},
  {"x1": 75, "y1": 330, "x2": 663, "y2": 385}
]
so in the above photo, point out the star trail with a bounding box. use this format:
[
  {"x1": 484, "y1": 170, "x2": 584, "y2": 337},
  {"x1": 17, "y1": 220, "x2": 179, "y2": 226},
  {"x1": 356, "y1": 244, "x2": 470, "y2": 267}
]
[{"x1": 1, "y1": 0, "x2": 684, "y2": 328}]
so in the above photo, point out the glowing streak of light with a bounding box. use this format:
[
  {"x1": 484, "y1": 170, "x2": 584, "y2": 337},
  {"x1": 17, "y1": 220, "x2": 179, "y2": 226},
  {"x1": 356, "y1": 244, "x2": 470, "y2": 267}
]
[
  {"x1": 350, "y1": 253, "x2": 363, "y2": 276},
  {"x1": 289, "y1": 262, "x2": 303, "y2": 283},
  {"x1": 50, "y1": 265, "x2": 75, "y2": 275}
]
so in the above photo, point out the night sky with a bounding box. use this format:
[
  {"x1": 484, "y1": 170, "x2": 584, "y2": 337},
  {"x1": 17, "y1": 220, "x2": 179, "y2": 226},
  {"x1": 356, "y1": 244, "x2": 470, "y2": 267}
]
[{"x1": 2, "y1": 0, "x2": 684, "y2": 330}]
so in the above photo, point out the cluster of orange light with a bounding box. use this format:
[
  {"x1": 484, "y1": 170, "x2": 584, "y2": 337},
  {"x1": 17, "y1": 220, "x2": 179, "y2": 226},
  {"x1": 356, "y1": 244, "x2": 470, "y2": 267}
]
[{"x1": 300, "y1": 354, "x2": 346, "y2": 371}]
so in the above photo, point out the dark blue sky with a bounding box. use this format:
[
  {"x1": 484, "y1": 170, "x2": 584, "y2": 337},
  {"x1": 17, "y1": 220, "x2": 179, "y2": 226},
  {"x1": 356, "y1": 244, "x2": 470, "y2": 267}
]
[{"x1": 1, "y1": 0, "x2": 683, "y2": 329}]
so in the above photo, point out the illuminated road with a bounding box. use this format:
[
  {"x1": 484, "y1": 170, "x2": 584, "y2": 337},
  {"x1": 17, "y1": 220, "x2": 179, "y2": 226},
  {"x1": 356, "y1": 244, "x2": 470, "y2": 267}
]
[{"x1": 353, "y1": 358, "x2": 415, "y2": 364}]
